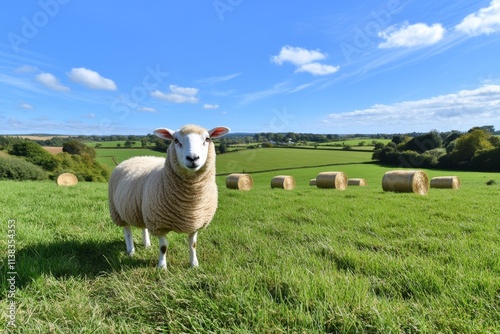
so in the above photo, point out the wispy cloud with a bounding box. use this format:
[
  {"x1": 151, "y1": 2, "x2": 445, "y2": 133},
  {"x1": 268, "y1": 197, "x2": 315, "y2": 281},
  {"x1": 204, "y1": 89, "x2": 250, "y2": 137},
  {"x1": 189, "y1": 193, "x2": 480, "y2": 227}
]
[
  {"x1": 137, "y1": 106, "x2": 157, "y2": 113},
  {"x1": 20, "y1": 103, "x2": 34, "y2": 110},
  {"x1": 67, "y1": 67, "x2": 117, "y2": 90},
  {"x1": 196, "y1": 73, "x2": 242, "y2": 85},
  {"x1": 455, "y1": 0, "x2": 500, "y2": 36},
  {"x1": 15, "y1": 65, "x2": 38, "y2": 73},
  {"x1": 0, "y1": 73, "x2": 44, "y2": 93},
  {"x1": 151, "y1": 84, "x2": 199, "y2": 103},
  {"x1": 80, "y1": 113, "x2": 96, "y2": 119},
  {"x1": 240, "y1": 82, "x2": 290, "y2": 105},
  {"x1": 203, "y1": 103, "x2": 220, "y2": 109},
  {"x1": 322, "y1": 84, "x2": 500, "y2": 133},
  {"x1": 36, "y1": 72, "x2": 70, "y2": 92},
  {"x1": 271, "y1": 45, "x2": 339, "y2": 76},
  {"x1": 240, "y1": 80, "x2": 320, "y2": 104},
  {"x1": 378, "y1": 22, "x2": 446, "y2": 48}
]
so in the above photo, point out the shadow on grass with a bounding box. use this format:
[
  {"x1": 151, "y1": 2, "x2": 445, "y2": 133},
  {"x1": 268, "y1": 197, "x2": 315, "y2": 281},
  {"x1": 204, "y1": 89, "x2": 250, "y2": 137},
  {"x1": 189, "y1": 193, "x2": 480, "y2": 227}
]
[{"x1": 1, "y1": 239, "x2": 150, "y2": 290}]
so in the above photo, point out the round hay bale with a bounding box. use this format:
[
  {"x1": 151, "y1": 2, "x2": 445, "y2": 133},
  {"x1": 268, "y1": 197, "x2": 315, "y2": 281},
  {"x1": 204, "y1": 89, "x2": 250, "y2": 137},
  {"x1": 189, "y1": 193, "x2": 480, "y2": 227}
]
[
  {"x1": 309, "y1": 178, "x2": 316, "y2": 186},
  {"x1": 382, "y1": 170, "x2": 428, "y2": 195},
  {"x1": 316, "y1": 171, "x2": 347, "y2": 190},
  {"x1": 226, "y1": 173, "x2": 253, "y2": 191},
  {"x1": 57, "y1": 173, "x2": 78, "y2": 186},
  {"x1": 348, "y1": 178, "x2": 367, "y2": 186},
  {"x1": 271, "y1": 175, "x2": 295, "y2": 190},
  {"x1": 430, "y1": 176, "x2": 460, "y2": 189}
]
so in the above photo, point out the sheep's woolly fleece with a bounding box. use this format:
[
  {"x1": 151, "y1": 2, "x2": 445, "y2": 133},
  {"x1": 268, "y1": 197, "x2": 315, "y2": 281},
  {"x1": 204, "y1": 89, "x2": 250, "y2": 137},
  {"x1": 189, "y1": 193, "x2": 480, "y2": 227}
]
[{"x1": 108, "y1": 125, "x2": 218, "y2": 236}]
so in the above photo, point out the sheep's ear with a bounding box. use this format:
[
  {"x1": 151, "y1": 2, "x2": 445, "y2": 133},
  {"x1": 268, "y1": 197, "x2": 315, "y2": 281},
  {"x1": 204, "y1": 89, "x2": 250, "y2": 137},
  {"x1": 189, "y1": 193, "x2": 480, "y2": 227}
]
[
  {"x1": 154, "y1": 128, "x2": 175, "y2": 140},
  {"x1": 208, "y1": 126, "x2": 230, "y2": 139}
]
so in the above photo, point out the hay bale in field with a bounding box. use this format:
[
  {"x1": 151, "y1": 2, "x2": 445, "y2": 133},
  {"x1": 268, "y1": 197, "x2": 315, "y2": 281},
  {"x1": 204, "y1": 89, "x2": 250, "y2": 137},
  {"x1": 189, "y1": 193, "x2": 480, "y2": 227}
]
[
  {"x1": 316, "y1": 171, "x2": 347, "y2": 190},
  {"x1": 430, "y1": 176, "x2": 460, "y2": 189},
  {"x1": 382, "y1": 170, "x2": 428, "y2": 195},
  {"x1": 348, "y1": 178, "x2": 367, "y2": 186},
  {"x1": 56, "y1": 173, "x2": 78, "y2": 186},
  {"x1": 226, "y1": 173, "x2": 253, "y2": 191},
  {"x1": 271, "y1": 175, "x2": 295, "y2": 190},
  {"x1": 309, "y1": 178, "x2": 316, "y2": 186}
]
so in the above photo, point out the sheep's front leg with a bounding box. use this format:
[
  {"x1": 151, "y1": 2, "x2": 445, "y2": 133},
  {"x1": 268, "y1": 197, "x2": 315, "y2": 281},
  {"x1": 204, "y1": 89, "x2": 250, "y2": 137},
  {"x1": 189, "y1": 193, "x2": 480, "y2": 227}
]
[
  {"x1": 123, "y1": 226, "x2": 135, "y2": 255},
  {"x1": 157, "y1": 236, "x2": 168, "y2": 269},
  {"x1": 188, "y1": 231, "x2": 199, "y2": 267},
  {"x1": 142, "y1": 228, "x2": 151, "y2": 248}
]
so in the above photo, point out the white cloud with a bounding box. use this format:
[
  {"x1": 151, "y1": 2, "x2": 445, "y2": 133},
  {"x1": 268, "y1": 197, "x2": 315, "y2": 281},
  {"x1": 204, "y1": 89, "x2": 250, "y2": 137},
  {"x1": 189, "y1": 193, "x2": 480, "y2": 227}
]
[
  {"x1": 203, "y1": 104, "x2": 220, "y2": 109},
  {"x1": 36, "y1": 72, "x2": 70, "y2": 92},
  {"x1": 80, "y1": 113, "x2": 96, "y2": 119},
  {"x1": 20, "y1": 103, "x2": 34, "y2": 110},
  {"x1": 378, "y1": 22, "x2": 446, "y2": 48},
  {"x1": 271, "y1": 45, "x2": 339, "y2": 76},
  {"x1": 323, "y1": 85, "x2": 500, "y2": 133},
  {"x1": 455, "y1": 0, "x2": 500, "y2": 36},
  {"x1": 271, "y1": 45, "x2": 326, "y2": 65},
  {"x1": 67, "y1": 67, "x2": 117, "y2": 90},
  {"x1": 296, "y1": 62, "x2": 340, "y2": 76},
  {"x1": 151, "y1": 84, "x2": 199, "y2": 103},
  {"x1": 137, "y1": 106, "x2": 157, "y2": 113}
]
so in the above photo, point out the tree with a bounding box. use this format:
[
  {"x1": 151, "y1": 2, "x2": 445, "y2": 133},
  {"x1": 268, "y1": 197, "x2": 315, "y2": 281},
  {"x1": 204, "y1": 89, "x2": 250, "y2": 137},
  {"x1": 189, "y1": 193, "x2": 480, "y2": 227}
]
[
  {"x1": 401, "y1": 131, "x2": 442, "y2": 153},
  {"x1": 9, "y1": 140, "x2": 58, "y2": 171},
  {"x1": 450, "y1": 129, "x2": 494, "y2": 163},
  {"x1": 218, "y1": 141, "x2": 228, "y2": 154},
  {"x1": 63, "y1": 140, "x2": 96, "y2": 159}
]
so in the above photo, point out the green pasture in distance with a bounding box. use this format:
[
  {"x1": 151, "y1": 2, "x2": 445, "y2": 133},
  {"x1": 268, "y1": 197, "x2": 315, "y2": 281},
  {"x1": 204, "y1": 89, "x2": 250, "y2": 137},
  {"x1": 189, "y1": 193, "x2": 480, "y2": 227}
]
[
  {"x1": 86, "y1": 141, "x2": 151, "y2": 148},
  {"x1": 216, "y1": 148, "x2": 373, "y2": 175},
  {"x1": 96, "y1": 148, "x2": 165, "y2": 168}
]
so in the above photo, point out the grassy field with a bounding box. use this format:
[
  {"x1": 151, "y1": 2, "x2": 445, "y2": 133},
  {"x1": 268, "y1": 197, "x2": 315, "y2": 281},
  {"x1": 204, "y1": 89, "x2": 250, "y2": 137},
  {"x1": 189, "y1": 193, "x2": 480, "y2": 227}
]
[
  {"x1": 95, "y1": 148, "x2": 166, "y2": 168},
  {"x1": 86, "y1": 140, "x2": 151, "y2": 148},
  {"x1": 1, "y1": 148, "x2": 499, "y2": 333}
]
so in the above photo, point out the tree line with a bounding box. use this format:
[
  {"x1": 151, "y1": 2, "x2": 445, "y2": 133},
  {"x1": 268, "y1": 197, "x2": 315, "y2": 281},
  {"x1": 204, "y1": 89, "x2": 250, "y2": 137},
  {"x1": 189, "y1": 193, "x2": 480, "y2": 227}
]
[{"x1": 372, "y1": 126, "x2": 500, "y2": 172}]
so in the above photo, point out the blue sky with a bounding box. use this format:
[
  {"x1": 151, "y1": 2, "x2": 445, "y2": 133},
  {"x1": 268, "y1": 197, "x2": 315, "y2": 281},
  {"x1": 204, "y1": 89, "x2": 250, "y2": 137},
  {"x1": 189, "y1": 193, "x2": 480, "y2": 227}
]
[{"x1": 1, "y1": 1, "x2": 500, "y2": 135}]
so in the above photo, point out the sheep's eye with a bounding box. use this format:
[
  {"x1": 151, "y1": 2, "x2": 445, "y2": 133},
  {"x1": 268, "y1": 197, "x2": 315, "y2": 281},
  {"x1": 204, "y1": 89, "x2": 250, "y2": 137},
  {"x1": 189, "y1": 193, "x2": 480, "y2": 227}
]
[
  {"x1": 174, "y1": 138, "x2": 181, "y2": 146},
  {"x1": 205, "y1": 138, "x2": 211, "y2": 143}
]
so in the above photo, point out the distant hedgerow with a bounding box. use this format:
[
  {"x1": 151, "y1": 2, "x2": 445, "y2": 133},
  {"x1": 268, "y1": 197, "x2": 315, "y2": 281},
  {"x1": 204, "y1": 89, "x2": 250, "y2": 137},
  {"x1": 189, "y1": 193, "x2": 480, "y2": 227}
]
[{"x1": 0, "y1": 157, "x2": 48, "y2": 181}]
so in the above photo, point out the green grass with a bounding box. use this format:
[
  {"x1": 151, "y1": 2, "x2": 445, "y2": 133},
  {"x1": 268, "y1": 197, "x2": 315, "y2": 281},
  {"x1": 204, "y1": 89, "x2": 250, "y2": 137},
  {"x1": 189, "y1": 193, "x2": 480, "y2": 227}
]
[
  {"x1": 216, "y1": 148, "x2": 373, "y2": 174},
  {"x1": 86, "y1": 140, "x2": 150, "y2": 148},
  {"x1": 1, "y1": 150, "x2": 499, "y2": 333},
  {"x1": 95, "y1": 148, "x2": 165, "y2": 168}
]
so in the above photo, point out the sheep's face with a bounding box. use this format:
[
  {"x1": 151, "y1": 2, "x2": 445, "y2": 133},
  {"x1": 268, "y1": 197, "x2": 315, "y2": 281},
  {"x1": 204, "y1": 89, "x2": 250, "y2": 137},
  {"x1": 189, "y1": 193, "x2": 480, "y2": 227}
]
[{"x1": 154, "y1": 125, "x2": 230, "y2": 173}]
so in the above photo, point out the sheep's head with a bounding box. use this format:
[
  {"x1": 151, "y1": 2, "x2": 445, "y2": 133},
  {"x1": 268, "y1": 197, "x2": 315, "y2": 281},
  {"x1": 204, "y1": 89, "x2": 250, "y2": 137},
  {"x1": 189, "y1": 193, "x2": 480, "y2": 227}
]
[{"x1": 154, "y1": 124, "x2": 230, "y2": 172}]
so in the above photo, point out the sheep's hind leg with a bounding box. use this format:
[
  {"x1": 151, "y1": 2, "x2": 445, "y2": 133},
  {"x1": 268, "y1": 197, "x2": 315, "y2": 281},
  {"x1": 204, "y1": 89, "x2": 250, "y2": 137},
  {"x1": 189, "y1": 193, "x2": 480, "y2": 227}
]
[
  {"x1": 123, "y1": 226, "x2": 135, "y2": 256},
  {"x1": 188, "y1": 231, "x2": 199, "y2": 267},
  {"x1": 157, "y1": 236, "x2": 168, "y2": 269},
  {"x1": 142, "y1": 228, "x2": 151, "y2": 248}
]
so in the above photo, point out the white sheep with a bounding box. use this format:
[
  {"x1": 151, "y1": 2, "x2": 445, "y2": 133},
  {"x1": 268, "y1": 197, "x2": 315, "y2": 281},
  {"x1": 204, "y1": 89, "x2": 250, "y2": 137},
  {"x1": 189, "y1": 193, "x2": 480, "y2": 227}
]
[{"x1": 108, "y1": 124, "x2": 230, "y2": 269}]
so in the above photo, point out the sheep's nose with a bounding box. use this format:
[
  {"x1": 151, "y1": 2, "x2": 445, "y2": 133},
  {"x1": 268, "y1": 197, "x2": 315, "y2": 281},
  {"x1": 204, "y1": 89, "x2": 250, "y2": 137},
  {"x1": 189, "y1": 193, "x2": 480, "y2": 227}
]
[{"x1": 186, "y1": 155, "x2": 200, "y2": 162}]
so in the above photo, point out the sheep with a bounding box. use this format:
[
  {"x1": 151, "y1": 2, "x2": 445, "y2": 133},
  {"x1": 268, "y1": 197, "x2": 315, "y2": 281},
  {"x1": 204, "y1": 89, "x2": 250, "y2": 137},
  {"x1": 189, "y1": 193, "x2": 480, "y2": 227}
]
[{"x1": 108, "y1": 124, "x2": 230, "y2": 269}]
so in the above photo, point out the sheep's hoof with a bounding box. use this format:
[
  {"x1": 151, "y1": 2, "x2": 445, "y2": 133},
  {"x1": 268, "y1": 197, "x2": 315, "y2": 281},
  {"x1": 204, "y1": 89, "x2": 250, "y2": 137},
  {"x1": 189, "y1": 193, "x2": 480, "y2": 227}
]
[
  {"x1": 127, "y1": 249, "x2": 135, "y2": 256},
  {"x1": 190, "y1": 261, "x2": 199, "y2": 268},
  {"x1": 157, "y1": 261, "x2": 167, "y2": 269}
]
